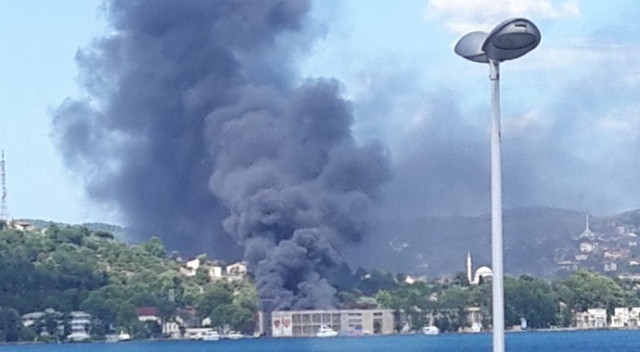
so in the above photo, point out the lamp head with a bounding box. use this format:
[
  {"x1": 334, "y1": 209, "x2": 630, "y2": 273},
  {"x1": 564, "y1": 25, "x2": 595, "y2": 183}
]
[
  {"x1": 483, "y1": 18, "x2": 541, "y2": 62},
  {"x1": 454, "y1": 18, "x2": 541, "y2": 63},
  {"x1": 454, "y1": 31, "x2": 489, "y2": 63}
]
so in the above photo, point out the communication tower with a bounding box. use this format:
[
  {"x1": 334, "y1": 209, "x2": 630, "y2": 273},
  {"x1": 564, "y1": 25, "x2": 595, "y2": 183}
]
[{"x1": 0, "y1": 150, "x2": 7, "y2": 222}]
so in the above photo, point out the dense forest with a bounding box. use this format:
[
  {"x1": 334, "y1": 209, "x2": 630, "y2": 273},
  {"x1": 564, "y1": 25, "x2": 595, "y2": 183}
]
[{"x1": 0, "y1": 223, "x2": 638, "y2": 342}]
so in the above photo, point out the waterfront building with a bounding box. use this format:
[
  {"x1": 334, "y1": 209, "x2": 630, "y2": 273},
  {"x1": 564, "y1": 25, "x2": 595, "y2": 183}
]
[
  {"x1": 67, "y1": 311, "x2": 91, "y2": 342},
  {"x1": 575, "y1": 308, "x2": 607, "y2": 329},
  {"x1": 629, "y1": 307, "x2": 640, "y2": 327},
  {"x1": 270, "y1": 309, "x2": 394, "y2": 337},
  {"x1": 611, "y1": 308, "x2": 630, "y2": 328}
]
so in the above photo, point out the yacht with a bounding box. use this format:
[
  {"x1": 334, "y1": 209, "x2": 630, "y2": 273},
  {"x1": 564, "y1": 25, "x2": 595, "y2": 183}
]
[
  {"x1": 225, "y1": 331, "x2": 244, "y2": 340},
  {"x1": 316, "y1": 325, "x2": 339, "y2": 338},
  {"x1": 117, "y1": 332, "x2": 132, "y2": 341},
  {"x1": 422, "y1": 326, "x2": 440, "y2": 335},
  {"x1": 202, "y1": 331, "x2": 221, "y2": 341},
  {"x1": 67, "y1": 331, "x2": 91, "y2": 342}
]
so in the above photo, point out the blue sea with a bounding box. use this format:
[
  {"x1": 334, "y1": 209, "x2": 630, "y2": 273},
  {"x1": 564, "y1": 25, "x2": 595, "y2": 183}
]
[{"x1": 0, "y1": 331, "x2": 637, "y2": 352}]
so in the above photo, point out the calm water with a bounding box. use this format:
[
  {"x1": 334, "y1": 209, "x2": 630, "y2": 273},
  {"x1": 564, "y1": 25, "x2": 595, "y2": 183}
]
[{"x1": 0, "y1": 330, "x2": 638, "y2": 352}]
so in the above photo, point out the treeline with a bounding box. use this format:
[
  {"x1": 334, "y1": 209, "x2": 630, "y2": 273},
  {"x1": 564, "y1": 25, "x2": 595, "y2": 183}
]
[
  {"x1": 1, "y1": 224, "x2": 638, "y2": 342},
  {"x1": 368, "y1": 270, "x2": 638, "y2": 332},
  {"x1": 0, "y1": 225, "x2": 257, "y2": 342}
]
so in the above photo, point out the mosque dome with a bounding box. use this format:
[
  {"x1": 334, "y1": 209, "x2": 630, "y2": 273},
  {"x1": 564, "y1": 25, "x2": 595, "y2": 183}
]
[{"x1": 474, "y1": 266, "x2": 493, "y2": 283}]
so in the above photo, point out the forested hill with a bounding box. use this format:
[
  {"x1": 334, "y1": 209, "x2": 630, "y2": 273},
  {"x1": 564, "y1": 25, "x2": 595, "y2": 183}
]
[{"x1": 0, "y1": 224, "x2": 259, "y2": 341}]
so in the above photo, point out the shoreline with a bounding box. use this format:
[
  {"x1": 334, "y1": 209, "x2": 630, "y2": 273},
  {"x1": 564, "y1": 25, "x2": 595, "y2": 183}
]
[{"x1": 4, "y1": 327, "x2": 639, "y2": 346}]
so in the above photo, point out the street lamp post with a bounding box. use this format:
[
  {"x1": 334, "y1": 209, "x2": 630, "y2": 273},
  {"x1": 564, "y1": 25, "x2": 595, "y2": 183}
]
[{"x1": 454, "y1": 19, "x2": 541, "y2": 352}]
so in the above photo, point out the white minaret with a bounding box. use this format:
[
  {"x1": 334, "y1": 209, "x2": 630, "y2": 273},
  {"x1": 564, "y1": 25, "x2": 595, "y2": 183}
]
[
  {"x1": 466, "y1": 251, "x2": 473, "y2": 284},
  {"x1": 585, "y1": 212, "x2": 590, "y2": 231}
]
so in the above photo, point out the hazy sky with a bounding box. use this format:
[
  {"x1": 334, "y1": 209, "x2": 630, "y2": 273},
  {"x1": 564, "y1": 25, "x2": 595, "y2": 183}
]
[{"x1": 3, "y1": 0, "x2": 640, "y2": 225}]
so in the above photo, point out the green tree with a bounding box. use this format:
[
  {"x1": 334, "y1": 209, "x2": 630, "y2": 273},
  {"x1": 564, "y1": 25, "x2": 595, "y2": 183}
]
[
  {"x1": 504, "y1": 275, "x2": 559, "y2": 329},
  {"x1": 0, "y1": 308, "x2": 23, "y2": 342},
  {"x1": 143, "y1": 237, "x2": 166, "y2": 258},
  {"x1": 195, "y1": 282, "x2": 234, "y2": 320},
  {"x1": 560, "y1": 270, "x2": 624, "y2": 312}
]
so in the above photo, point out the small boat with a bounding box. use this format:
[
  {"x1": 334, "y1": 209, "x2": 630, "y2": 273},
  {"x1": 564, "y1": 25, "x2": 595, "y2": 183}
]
[
  {"x1": 117, "y1": 332, "x2": 132, "y2": 341},
  {"x1": 105, "y1": 334, "x2": 119, "y2": 343},
  {"x1": 67, "y1": 332, "x2": 91, "y2": 342},
  {"x1": 316, "y1": 325, "x2": 339, "y2": 338},
  {"x1": 422, "y1": 326, "x2": 440, "y2": 335},
  {"x1": 225, "y1": 331, "x2": 243, "y2": 340},
  {"x1": 202, "y1": 331, "x2": 221, "y2": 341}
]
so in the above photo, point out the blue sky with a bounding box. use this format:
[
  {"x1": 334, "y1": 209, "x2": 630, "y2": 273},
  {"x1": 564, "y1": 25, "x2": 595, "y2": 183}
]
[{"x1": 2, "y1": 0, "x2": 640, "y2": 224}]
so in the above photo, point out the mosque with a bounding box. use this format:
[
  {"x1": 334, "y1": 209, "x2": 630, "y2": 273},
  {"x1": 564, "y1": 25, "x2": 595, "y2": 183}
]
[{"x1": 466, "y1": 252, "x2": 493, "y2": 285}]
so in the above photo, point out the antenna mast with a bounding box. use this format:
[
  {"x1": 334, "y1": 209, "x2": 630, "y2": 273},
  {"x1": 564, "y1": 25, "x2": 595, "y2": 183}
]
[{"x1": 0, "y1": 150, "x2": 7, "y2": 222}]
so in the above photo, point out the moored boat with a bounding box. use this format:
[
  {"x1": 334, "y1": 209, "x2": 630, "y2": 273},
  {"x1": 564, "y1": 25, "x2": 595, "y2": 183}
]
[
  {"x1": 422, "y1": 326, "x2": 440, "y2": 335},
  {"x1": 316, "y1": 325, "x2": 339, "y2": 338},
  {"x1": 202, "y1": 331, "x2": 221, "y2": 341}
]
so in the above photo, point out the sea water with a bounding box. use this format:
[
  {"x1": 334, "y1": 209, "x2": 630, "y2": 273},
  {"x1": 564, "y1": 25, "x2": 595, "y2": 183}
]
[{"x1": 0, "y1": 330, "x2": 637, "y2": 352}]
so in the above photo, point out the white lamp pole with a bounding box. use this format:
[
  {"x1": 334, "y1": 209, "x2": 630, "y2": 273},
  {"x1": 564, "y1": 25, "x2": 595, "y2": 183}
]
[
  {"x1": 455, "y1": 19, "x2": 541, "y2": 352},
  {"x1": 489, "y1": 58, "x2": 505, "y2": 352}
]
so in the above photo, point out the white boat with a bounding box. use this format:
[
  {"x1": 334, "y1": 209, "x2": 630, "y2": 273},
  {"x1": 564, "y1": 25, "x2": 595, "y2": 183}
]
[
  {"x1": 316, "y1": 325, "x2": 339, "y2": 338},
  {"x1": 105, "y1": 334, "x2": 119, "y2": 343},
  {"x1": 422, "y1": 326, "x2": 440, "y2": 335},
  {"x1": 225, "y1": 331, "x2": 243, "y2": 340},
  {"x1": 67, "y1": 332, "x2": 91, "y2": 342},
  {"x1": 202, "y1": 331, "x2": 221, "y2": 341},
  {"x1": 117, "y1": 332, "x2": 132, "y2": 341}
]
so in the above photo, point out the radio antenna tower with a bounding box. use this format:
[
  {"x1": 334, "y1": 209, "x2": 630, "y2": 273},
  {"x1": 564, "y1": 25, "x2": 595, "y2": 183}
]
[{"x1": 1, "y1": 150, "x2": 7, "y2": 222}]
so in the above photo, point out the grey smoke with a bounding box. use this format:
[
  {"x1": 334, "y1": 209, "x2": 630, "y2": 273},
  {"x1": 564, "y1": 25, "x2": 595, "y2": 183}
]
[{"x1": 53, "y1": 0, "x2": 390, "y2": 309}]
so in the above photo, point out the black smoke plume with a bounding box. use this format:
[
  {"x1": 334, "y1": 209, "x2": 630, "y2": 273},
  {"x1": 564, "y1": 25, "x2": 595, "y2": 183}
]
[{"x1": 53, "y1": 0, "x2": 390, "y2": 309}]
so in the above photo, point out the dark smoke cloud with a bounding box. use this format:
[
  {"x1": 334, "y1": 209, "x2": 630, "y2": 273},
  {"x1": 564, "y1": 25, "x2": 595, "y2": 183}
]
[{"x1": 53, "y1": 0, "x2": 390, "y2": 309}]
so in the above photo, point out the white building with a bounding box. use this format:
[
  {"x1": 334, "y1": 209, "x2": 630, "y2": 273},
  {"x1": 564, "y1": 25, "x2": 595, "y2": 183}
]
[
  {"x1": 209, "y1": 266, "x2": 223, "y2": 281},
  {"x1": 604, "y1": 262, "x2": 618, "y2": 272},
  {"x1": 575, "y1": 308, "x2": 607, "y2": 329},
  {"x1": 21, "y1": 312, "x2": 45, "y2": 327},
  {"x1": 629, "y1": 307, "x2": 640, "y2": 327},
  {"x1": 579, "y1": 242, "x2": 596, "y2": 253},
  {"x1": 610, "y1": 308, "x2": 629, "y2": 328},
  {"x1": 226, "y1": 262, "x2": 248, "y2": 282},
  {"x1": 67, "y1": 311, "x2": 91, "y2": 342}
]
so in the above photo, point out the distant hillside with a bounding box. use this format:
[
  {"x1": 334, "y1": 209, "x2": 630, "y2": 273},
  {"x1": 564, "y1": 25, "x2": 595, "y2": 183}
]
[
  {"x1": 20, "y1": 207, "x2": 640, "y2": 278},
  {"x1": 20, "y1": 219, "x2": 134, "y2": 243},
  {"x1": 355, "y1": 207, "x2": 640, "y2": 278}
]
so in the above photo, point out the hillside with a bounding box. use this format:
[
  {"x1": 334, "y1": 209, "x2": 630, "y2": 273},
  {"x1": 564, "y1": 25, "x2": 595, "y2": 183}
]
[
  {"x1": 355, "y1": 207, "x2": 640, "y2": 278},
  {"x1": 0, "y1": 224, "x2": 259, "y2": 341},
  {"x1": 18, "y1": 207, "x2": 640, "y2": 279}
]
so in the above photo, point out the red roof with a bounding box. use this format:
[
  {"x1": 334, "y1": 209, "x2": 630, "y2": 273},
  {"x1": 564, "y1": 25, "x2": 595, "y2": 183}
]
[{"x1": 137, "y1": 307, "x2": 160, "y2": 316}]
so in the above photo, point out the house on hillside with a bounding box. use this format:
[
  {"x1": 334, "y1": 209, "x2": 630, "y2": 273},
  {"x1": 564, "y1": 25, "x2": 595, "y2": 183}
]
[
  {"x1": 226, "y1": 261, "x2": 248, "y2": 282},
  {"x1": 137, "y1": 307, "x2": 161, "y2": 323},
  {"x1": 209, "y1": 265, "x2": 224, "y2": 281},
  {"x1": 579, "y1": 242, "x2": 596, "y2": 253},
  {"x1": 179, "y1": 258, "x2": 202, "y2": 277},
  {"x1": 604, "y1": 262, "x2": 618, "y2": 272},
  {"x1": 9, "y1": 220, "x2": 35, "y2": 232}
]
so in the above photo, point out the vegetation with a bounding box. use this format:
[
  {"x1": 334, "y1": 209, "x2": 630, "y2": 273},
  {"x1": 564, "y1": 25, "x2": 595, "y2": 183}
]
[
  {"x1": 366, "y1": 270, "x2": 640, "y2": 332},
  {"x1": 0, "y1": 225, "x2": 258, "y2": 342},
  {"x1": 1, "y1": 224, "x2": 640, "y2": 342}
]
